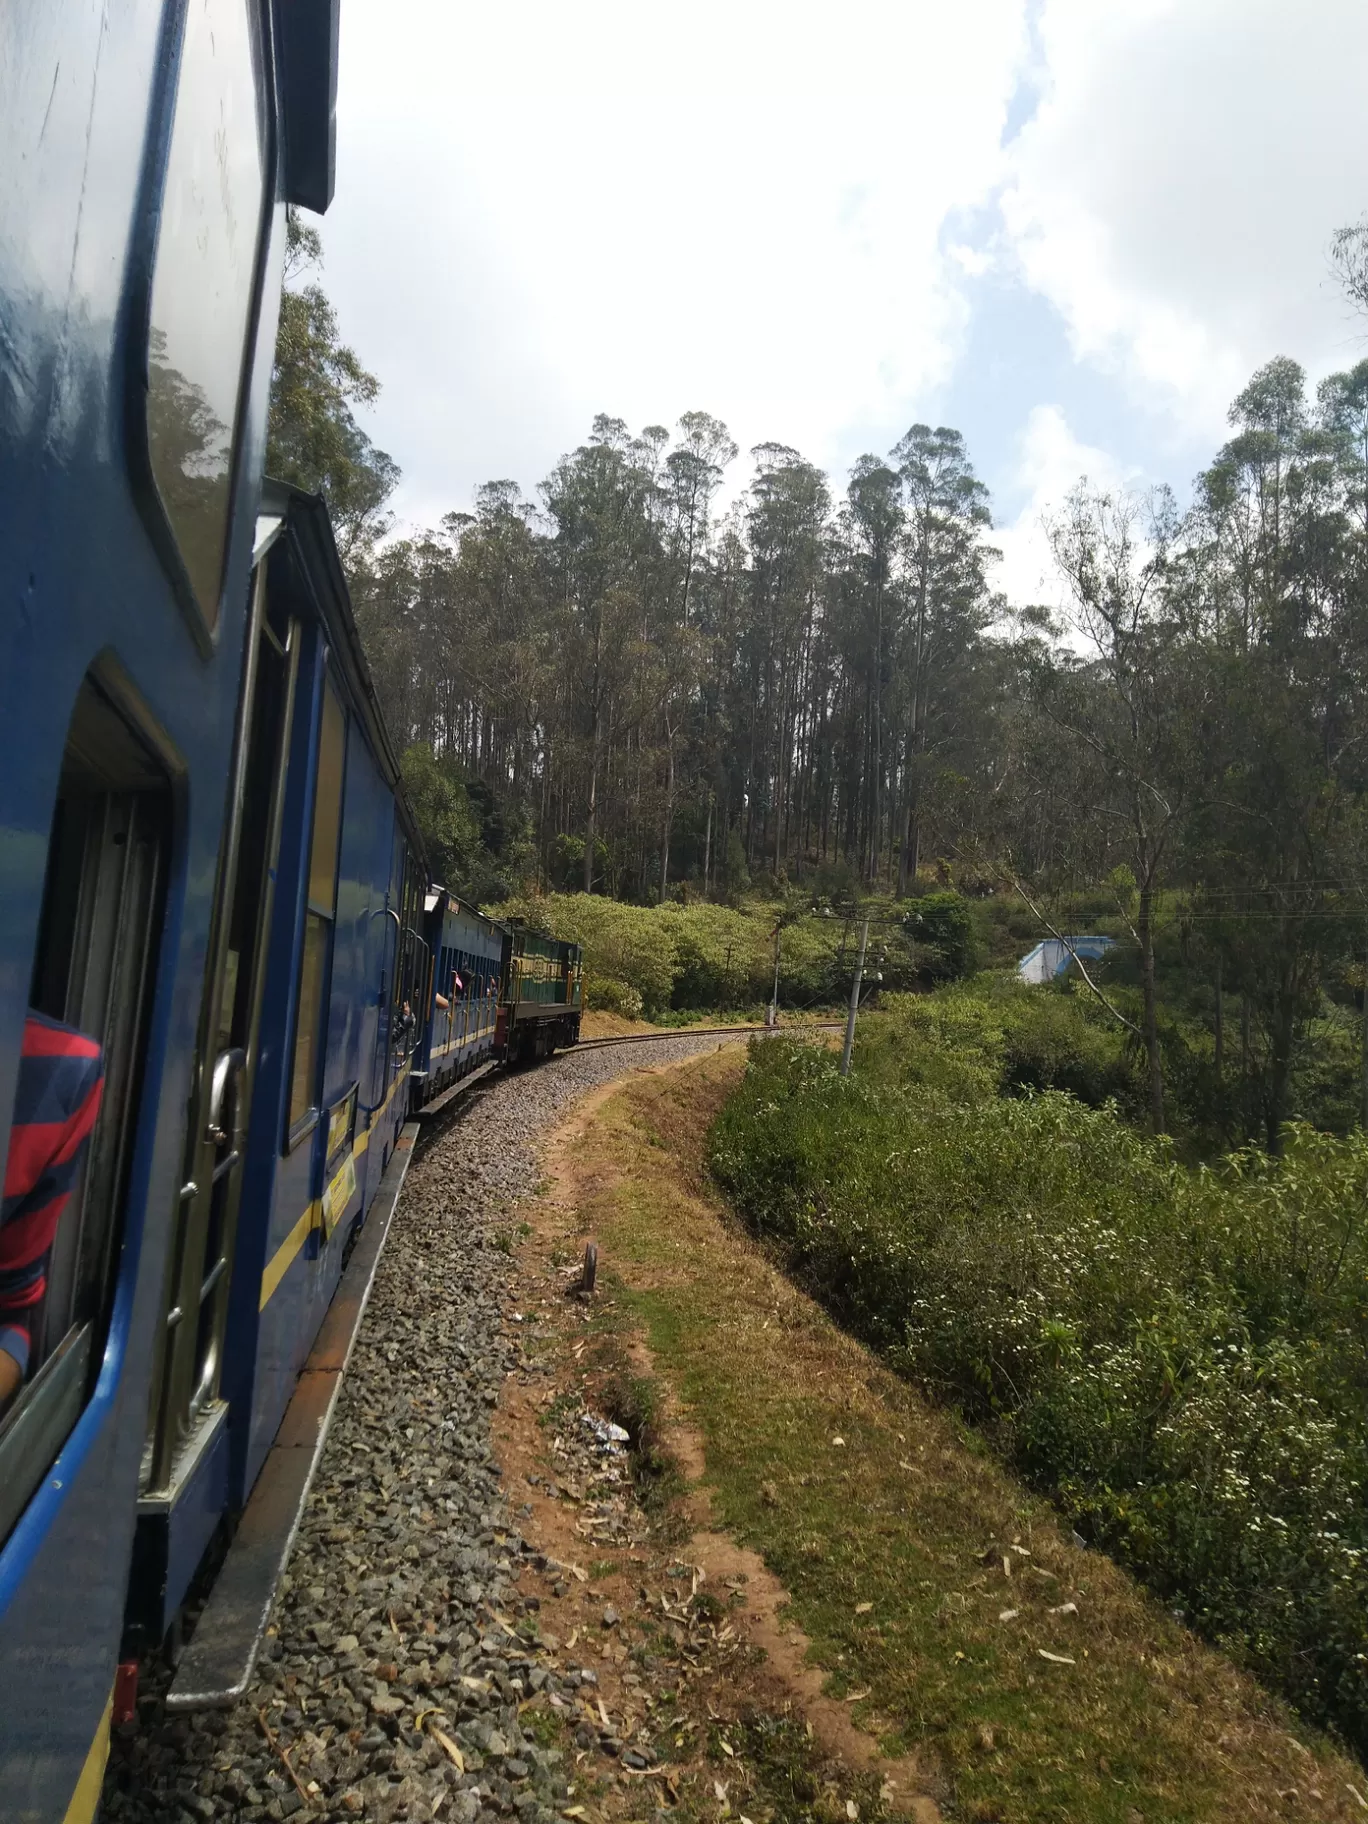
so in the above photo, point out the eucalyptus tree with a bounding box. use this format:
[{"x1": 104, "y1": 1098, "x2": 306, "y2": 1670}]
[
  {"x1": 1043, "y1": 483, "x2": 1192, "y2": 1135},
  {"x1": 842, "y1": 456, "x2": 903, "y2": 880},
  {"x1": 1182, "y1": 360, "x2": 1368, "y2": 1146},
  {"x1": 665, "y1": 412, "x2": 737, "y2": 626},
  {"x1": 542, "y1": 417, "x2": 666, "y2": 891},
  {"x1": 742, "y1": 445, "x2": 831, "y2": 875},
  {"x1": 892, "y1": 425, "x2": 998, "y2": 894},
  {"x1": 1330, "y1": 215, "x2": 1368, "y2": 317}
]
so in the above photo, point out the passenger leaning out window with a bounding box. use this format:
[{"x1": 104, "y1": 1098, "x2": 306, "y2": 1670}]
[{"x1": 0, "y1": 1013, "x2": 105, "y2": 1412}]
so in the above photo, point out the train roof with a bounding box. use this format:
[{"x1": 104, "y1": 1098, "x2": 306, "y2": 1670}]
[
  {"x1": 256, "y1": 480, "x2": 427, "y2": 870},
  {"x1": 424, "y1": 887, "x2": 505, "y2": 932}
]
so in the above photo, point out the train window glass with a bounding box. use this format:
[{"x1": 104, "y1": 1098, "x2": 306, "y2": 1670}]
[
  {"x1": 308, "y1": 685, "x2": 345, "y2": 916},
  {"x1": 0, "y1": 680, "x2": 169, "y2": 1544},
  {"x1": 146, "y1": 0, "x2": 266, "y2": 628},
  {"x1": 287, "y1": 680, "x2": 345, "y2": 1132},
  {"x1": 287, "y1": 914, "x2": 327, "y2": 1130}
]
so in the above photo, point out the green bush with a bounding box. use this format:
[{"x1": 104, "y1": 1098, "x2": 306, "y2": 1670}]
[
  {"x1": 495, "y1": 892, "x2": 860, "y2": 1018},
  {"x1": 657, "y1": 903, "x2": 767, "y2": 1007},
  {"x1": 901, "y1": 890, "x2": 978, "y2": 982},
  {"x1": 996, "y1": 984, "x2": 1142, "y2": 1109},
  {"x1": 709, "y1": 1036, "x2": 1368, "y2": 1751},
  {"x1": 856, "y1": 977, "x2": 1141, "y2": 1111},
  {"x1": 854, "y1": 989, "x2": 1005, "y2": 1104},
  {"x1": 584, "y1": 974, "x2": 643, "y2": 1019}
]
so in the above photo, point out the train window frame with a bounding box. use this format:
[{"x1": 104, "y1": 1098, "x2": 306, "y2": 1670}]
[
  {"x1": 285, "y1": 674, "x2": 346, "y2": 1148},
  {"x1": 0, "y1": 674, "x2": 172, "y2": 1547},
  {"x1": 131, "y1": 0, "x2": 276, "y2": 649}
]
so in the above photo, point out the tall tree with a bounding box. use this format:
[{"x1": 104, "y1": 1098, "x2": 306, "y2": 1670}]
[
  {"x1": 892, "y1": 425, "x2": 998, "y2": 894},
  {"x1": 1043, "y1": 484, "x2": 1190, "y2": 1135}
]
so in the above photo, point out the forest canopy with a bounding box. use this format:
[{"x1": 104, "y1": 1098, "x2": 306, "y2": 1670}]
[{"x1": 267, "y1": 209, "x2": 1368, "y2": 1150}]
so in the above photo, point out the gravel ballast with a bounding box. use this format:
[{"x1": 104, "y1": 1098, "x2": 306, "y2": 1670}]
[{"x1": 103, "y1": 1033, "x2": 745, "y2": 1824}]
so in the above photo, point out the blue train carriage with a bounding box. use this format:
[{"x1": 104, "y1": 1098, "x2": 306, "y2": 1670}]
[
  {"x1": 123, "y1": 481, "x2": 430, "y2": 1697},
  {"x1": 495, "y1": 927, "x2": 584, "y2": 1063},
  {"x1": 0, "y1": 0, "x2": 339, "y2": 1816},
  {"x1": 411, "y1": 893, "x2": 505, "y2": 1107}
]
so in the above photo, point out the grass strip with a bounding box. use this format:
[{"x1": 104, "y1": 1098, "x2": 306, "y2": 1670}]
[{"x1": 564, "y1": 1050, "x2": 1368, "y2": 1824}]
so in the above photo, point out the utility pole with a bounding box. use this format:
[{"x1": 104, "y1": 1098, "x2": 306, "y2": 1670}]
[{"x1": 840, "y1": 916, "x2": 870, "y2": 1077}]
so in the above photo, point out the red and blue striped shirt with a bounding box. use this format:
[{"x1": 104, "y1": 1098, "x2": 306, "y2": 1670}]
[{"x1": 1, "y1": 1013, "x2": 104, "y2": 1378}]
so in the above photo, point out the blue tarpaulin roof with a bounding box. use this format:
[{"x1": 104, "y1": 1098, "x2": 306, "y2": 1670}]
[{"x1": 1017, "y1": 936, "x2": 1116, "y2": 984}]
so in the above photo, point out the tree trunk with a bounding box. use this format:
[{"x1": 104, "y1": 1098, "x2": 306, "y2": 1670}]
[
  {"x1": 1214, "y1": 956, "x2": 1224, "y2": 1079},
  {"x1": 898, "y1": 795, "x2": 920, "y2": 900},
  {"x1": 583, "y1": 735, "x2": 599, "y2": 895},
  {"x1": 1266, "y1": 1000, "x2": 1296, "y2": 1156},
  {"x1": 1138, "y1": 883, "x2": 1165, "y2": 1135},
  {"x1": 702, "y1": 795, "x2": 713, "y2": 898},
  {"x1": 584, "y1": 613, "x2": 602, "y2": 894},
  {"x1": 659, "y1": 731, "x2": 676, "y2": 903},
  {"x1": 1241, "y1": 993, "x2": 1252, "y2": 1137}
]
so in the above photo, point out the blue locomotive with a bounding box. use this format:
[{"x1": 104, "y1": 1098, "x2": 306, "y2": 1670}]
[{"x1": 0, "y1": 4, "x2": 580, "y2": 1817}]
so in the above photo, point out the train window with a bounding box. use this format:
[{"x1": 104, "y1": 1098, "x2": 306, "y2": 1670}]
[
  {"x1": 383, "y1": 857, "x2": 425, "y2": 1082},
  {"x1": 288, "y1": 680, "x2": 345, "y2": 1132},
  {"x1": 0, "y1": 680, "x2": 169, "y2": 1544},
  {"x1": 145, "y1": 0, "x2": 267, "y2": 628},
  {"x1": 308, "y1": 685, "x2": 346, "y2": 913}
]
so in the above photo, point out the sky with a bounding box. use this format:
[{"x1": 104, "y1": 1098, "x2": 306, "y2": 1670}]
[{"x1": 317, "y1": 0, "x2": 1368, "y2": 609}]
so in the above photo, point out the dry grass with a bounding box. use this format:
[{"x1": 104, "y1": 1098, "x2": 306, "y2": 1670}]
[
  {"x1": 579, "y1": 1010, "x2": 664, "y2": 1038},
  {"x1": 565, "y1": 1049, "x2": 1368, "y2": 1824}
]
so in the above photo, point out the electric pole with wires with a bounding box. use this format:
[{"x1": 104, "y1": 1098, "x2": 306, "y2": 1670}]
[{"x1": 840, "y1": 916, "x2": 870, "y2": 1076}]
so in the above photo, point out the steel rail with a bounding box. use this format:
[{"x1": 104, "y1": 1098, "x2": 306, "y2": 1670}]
[
  {"x1": 410, "y1": 1021, "x2": 840, "y2": 1155},
  {"x1": 570, "y1": 1021, "x2": 840, "y2": 1053}
]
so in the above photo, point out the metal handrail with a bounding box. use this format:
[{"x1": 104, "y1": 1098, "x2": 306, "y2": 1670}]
[{"x1": 205, "y1": 1047, "x2": 246, "y2": 1146}]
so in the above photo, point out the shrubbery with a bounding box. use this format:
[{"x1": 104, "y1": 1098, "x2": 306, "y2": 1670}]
[
  {"x1": 492, "y1": 890, "x2": 984, "y2": 1018},
  {"x1": 857, "y1": 979, "x2": 1143, "y2": 1112},
  {"x1": 899, "y1": 890, "x2": 978, "y2": 982},
  {"x1": 709, "y1": 1031, "x2": 1368, "y2": 1750}
]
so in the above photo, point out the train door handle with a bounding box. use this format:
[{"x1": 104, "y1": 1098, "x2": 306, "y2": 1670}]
[{"x1": 205, "y1": 1046, "x2": 247, "y2": 1147}]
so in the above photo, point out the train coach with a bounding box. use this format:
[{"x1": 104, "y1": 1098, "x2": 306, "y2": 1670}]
[
  {"x1": 0, "y1": 2, "x2": 583, "y2": 1814},
  {"x1": 123, "y1": 480, "x2": 433, "y2": 1669},
  {"x1": 497, "y1": 927, "x2": 584, "y2": 1064},
  {"x1": 409, "y1": 895, "x2": 584, "y2": 1109},
  {"x1": 0, "y1": 0, "x2": 347, "y2": 1812},
  {"x1": 0, "y1": 452, "x2": 587, "y2": 1809},
  {"x1": 412, "y1": 891, "x2": 504, "y2": 1104}
]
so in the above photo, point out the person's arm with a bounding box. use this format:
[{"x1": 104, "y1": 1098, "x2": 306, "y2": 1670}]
[
  {"x1": 0, "y1": 1340, "x2": 22, "y2": 1407},
  {"x1": 0, "y1": 1019, "x2": 104, "y2": 1405}
]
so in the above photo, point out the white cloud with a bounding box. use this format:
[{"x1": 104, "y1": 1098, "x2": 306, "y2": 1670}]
[
  {"x1": 313, "y1": 0, "x2": 1368, "y2": 540},
  {"x1": 320, "y1": 0, "x2": 1029, "y2": 527},
  {"x1": 1000, "y1": 0, "x2": 1368, "y2": 443},
  {"x1": 993, "y1": 404, "x2": 1140, "y2": 610}
]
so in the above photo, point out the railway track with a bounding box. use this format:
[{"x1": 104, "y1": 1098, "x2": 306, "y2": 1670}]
[
  {"x1": 103, "y1": 1025, "x2": 783, "y2": 1821},
  {"x1": 414, "y1": 1020, "x2": 839, "y2": 1134},
  {"x1": 571, "y1": 1019, "x2": 840, "y2": 1052}
]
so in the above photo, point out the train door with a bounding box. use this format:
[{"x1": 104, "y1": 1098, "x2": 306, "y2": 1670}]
[
  {"x1": 137, "y1": 559, "x2": 298, "y2": 1566},
  {"x1": 0, "y1": 679, "x2": 172, "y2": 1547}
]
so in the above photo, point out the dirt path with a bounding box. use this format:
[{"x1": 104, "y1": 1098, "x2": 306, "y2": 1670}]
[
  {"x1": 488, "y1": 1057, "x2": 941, "y2": 1824},
  {"x1": 496, "y1": 1057, "x2": 941, "y2": 1822}
]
